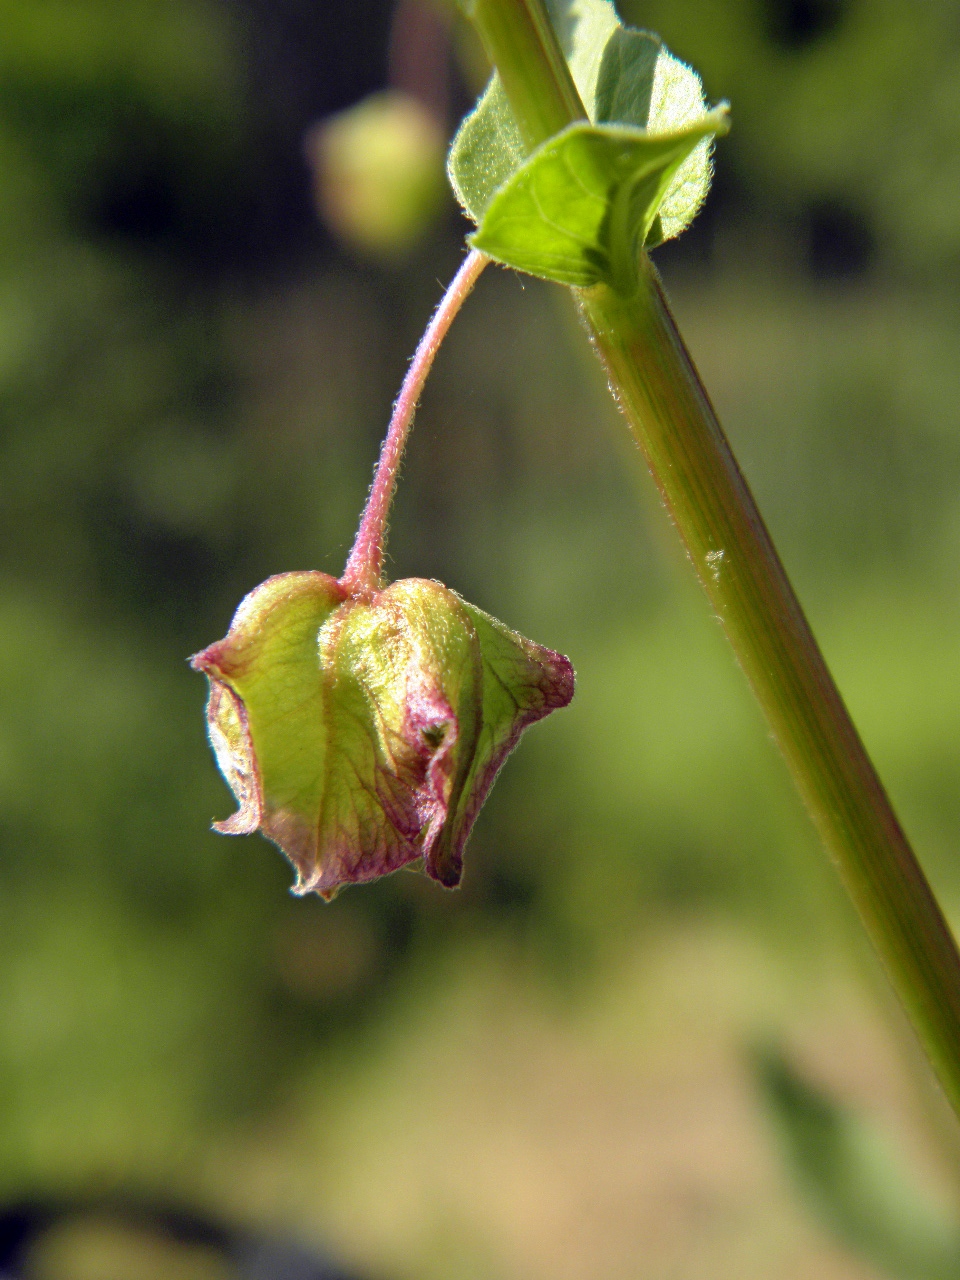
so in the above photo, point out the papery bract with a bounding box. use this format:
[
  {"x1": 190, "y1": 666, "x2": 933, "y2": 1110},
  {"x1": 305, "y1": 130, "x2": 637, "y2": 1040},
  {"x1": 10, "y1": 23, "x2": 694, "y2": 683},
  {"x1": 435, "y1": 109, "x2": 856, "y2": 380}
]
[{"x1": 191, "y1": 572, "x2": 573, "y2": 899}]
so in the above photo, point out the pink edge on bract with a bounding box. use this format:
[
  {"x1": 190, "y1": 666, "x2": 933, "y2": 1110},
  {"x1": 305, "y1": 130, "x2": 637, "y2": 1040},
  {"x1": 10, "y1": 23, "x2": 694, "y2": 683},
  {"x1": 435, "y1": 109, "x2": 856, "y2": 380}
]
[
  {"x1": 540, "y1": 647, "x2": 576, "y2": 712},
  {"x1": 406, "y1": 678, "x2": 460, "y2": 884},
  {"x1": 190, "y1": 570, "x2": 576, "y2": 902},
  {"x1": 263, "y1": 808, "x2": 329, "y2": 899},
  {"x1": 191, "y1": 667, "x2": 264, "y2": 836},
  {"x1": 430, "y1": 643, "x2": 574, "y2": 887}
]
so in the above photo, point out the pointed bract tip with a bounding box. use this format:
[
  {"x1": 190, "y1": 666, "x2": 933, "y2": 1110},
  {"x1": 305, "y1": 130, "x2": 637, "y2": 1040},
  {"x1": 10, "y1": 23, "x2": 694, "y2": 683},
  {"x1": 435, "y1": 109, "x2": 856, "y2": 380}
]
[{"x1": 192, "y1": 575, "x2": 574, "y2": 899}]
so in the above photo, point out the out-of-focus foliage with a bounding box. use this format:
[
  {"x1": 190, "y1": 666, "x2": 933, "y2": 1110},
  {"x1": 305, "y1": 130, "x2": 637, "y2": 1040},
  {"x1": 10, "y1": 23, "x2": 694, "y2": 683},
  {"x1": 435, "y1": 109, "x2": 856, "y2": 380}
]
[
  {"x1": 306, "y1": 90, "x2": 446, "y2": 260},
  {"x1": 758, "y1": 1046, "x2": 960, "y2": 1280},
  {"x1": 2, "y1": 0, "x2": 960, "y2": 1277}
]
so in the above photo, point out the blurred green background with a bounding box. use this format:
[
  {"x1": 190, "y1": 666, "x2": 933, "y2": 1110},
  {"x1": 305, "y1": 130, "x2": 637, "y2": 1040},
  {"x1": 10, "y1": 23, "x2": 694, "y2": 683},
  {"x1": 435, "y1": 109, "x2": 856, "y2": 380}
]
[{"x1": 4, "y1": 0, "x2": 960, "y2": 1276}]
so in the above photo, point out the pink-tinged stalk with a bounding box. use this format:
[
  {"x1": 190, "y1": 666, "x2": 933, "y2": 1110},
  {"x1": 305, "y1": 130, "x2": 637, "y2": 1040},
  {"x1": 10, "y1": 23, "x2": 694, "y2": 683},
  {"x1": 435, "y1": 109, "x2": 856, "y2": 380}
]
[{"x1": 342, "y1": 248, "x2": 489, "y2": 593}]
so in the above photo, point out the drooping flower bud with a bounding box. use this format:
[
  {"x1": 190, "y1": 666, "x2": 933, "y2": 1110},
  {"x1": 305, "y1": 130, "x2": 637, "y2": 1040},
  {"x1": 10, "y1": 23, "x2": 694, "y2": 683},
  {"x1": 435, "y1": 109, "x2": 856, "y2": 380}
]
[{"x1": 191, "y1": 572, "x2": 573, "y2": 899}]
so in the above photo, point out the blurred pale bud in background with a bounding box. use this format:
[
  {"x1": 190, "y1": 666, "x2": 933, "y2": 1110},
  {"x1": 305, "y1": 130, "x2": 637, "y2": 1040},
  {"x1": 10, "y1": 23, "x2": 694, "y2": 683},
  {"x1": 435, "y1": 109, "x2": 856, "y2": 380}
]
[{"x1": 305, "y1": 89, "x2": 446, "y2": 261}]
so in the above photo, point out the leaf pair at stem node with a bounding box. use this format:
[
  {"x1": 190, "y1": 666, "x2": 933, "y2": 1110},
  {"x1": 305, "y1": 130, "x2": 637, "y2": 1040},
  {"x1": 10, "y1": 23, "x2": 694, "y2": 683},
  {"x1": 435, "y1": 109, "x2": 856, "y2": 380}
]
[{"x1": 449, "y1": 0, "x2": 730, "y2": 293}]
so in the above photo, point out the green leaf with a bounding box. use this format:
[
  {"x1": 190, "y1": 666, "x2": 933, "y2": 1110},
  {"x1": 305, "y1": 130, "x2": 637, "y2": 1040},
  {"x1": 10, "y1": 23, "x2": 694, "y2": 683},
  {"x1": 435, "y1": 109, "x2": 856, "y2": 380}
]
[
  {"x1": 448, "y1": 0, "x2": 618, "y2": 222},
  {"x1": 469, "y1": 109, "x2": 728, "y2": 289},
  {"x1": 592, "y1": 27, "x2": 660, "y2": 128},
  {"x1": 447, "y1": 0, "x2": 723, "y2": 244},
  {"x1": 757, "y1": 1046, "x2": 960, "y2": 1280},
  {"x1": 549, "y1": 0, "x2": 620, "y2": 114},
  {"x1": 641, "y1": 36, "x2": 724, "y2": 244},
  {"x1": 192, "y1": 573, "x2": 573, "y2": 899},
  {"x1": 447, "y1": 75, "x2": 527, "y2": 225}
]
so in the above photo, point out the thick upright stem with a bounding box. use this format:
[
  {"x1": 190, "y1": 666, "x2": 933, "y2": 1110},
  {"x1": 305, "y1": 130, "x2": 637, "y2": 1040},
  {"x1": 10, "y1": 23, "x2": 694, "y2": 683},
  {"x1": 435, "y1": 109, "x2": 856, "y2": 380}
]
[
  {"x1": 461, "y1": 0, "x2": 586, "y2": 147},
  {"x1": 581, "y1": 266, "x2": 960, "y2": 1116},
  {"x1": 342, "y1": 249, "x2": 488, "y2": 593},
  {"x1": 467, "y1": 0, "x2": 960, "y2": 1117}
]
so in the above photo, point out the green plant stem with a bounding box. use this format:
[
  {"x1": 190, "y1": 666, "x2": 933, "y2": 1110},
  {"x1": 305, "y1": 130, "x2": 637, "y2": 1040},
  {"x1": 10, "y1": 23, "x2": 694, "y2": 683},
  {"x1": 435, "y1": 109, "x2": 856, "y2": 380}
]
[
  {"x1": 581, "y1": 269, "x2": 960, "y2": 1115},
  {"x1": 461, "y1": 0, "x2": 586, "y2": 146},
  {"x1": 468, "y1": 0, "x2": 960, "y2": 1117}
]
